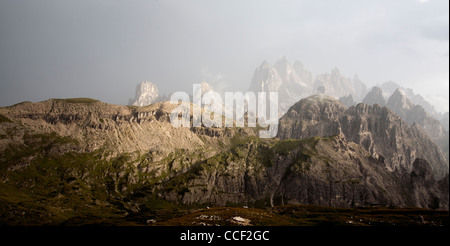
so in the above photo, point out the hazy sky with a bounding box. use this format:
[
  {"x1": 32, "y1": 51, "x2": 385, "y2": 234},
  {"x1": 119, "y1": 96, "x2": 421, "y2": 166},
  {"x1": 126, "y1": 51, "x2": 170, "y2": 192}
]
[{"x1": 0, "y1": 0, "x2": 448, "y2": 112}]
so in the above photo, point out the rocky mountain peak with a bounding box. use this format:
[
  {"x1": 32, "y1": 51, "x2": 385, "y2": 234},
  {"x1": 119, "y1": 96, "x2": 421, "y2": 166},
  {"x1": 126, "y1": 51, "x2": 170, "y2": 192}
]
[
  {"x1": 278, "y1": 95, "x2": 347, "y2": 140},
  {"x1": 330, "y1": 67, "x2": 341, "y2": 78},
  {"x1": 293, "y1": 61, "x2": 314, "y2": 87},
  {"x1": 292, "y1": 60, "x2": 304, "y2": 68},
  {"x1": 273, "y1": 56, "x2": 289, "y2": 69},
  {"x1": 385, "y1": 88, "x2": 448, "y2": 158},
  {"x1": 380, "y1": 81, "x2": 439, "y2": 117},
  {"x1": 339, "y1": 94, "x2": 356, "y2": 107},
  {"x1": 362, "y1": 86, "x2": 386, "y2": 106},
  {"x1": 289, "y1": 94, "x2": 347, "y2": 114},
  {"x1": 200, "y1": 81, "x2": 214, "y2": 94},
  {"x1": 129, "y1": 81, "x2": 159, "y2": 106},
  {"x1": 387, "y1": 88, "x2": 413, "y2": 112},
  {"x1": 380, "y1": 81, "x2": 401, "y2": 98},
  {"x1": 313, "y1": 68, "x2": 358, "y2": 100},
  {"x1": 274, "y1": 57, "x2": 298, "y2": 84},
  {"x1": 1, "y1": 95, "x2": 449, "y2": 224},
  {"x1": 278, "y1": 95, "x2": 449, "y2": 179},
  {"x1": 248, "y1": 63, "x2": 283, "y2": 93},
  {"x1": 248, "y1": 58, "x2": 314, "y2": 116},
  {"x1": 352, "y1": 75, "x2": 368, "y2": 102},
  {"x1": 442, "y1": 112, "x2": 449, "y2": 130}
]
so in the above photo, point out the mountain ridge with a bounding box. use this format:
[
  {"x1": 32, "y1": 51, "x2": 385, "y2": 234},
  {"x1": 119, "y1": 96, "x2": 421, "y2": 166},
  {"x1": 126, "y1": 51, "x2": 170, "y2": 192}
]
[
  {"x1": 0, "y1": 96, "x2": 448, "y2": 225},
  {"x1": 278, "y1": 95, "x2": 449, "y2": 179}
]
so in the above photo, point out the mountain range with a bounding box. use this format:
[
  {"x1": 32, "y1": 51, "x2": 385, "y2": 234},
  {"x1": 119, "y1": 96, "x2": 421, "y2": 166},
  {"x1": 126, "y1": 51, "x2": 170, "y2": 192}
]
[
  {"x1": 247, "y1": 58, "x2": 448, "y2": 130},
  {"x1": 131, "y1": 58, "x2": 448, "y2": 160},
  {"x1": 0, "y1": 58, "x2": 448, "y2": 225},
  {"x1": 0, "y1": 94, "x2": 448, "y2": 225}
]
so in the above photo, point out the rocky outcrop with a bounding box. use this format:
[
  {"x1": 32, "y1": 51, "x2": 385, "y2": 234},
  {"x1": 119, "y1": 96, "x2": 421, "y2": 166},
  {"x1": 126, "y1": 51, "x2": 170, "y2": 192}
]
[
  {"x1": 0, "y1": 98, "x2": 235, "y2": 156},
  {"x1": 277, "y1": 95, "x2": 347, "y2": 139},
  {"x1": 339, "y1": 94, "x2": 356, "y2": 107},
  {"x1": 129, "y1": 81, "x2": 159, "y2": 106},
  {"x1": 440, "y1": 112, "x2": 449, "y2": 131},
  {"x1": 313, "y1": 68, "x2": 361, "y2": 100},
  {"x1": 0, "y1": 96, "x2": 448, "y2": 226},
  {"x1": 159, "y1": 135, "x2": 448, "y2": 209},
  {"x1": 277, "y1": 95, "x2": 449, "y2": 179},
  {"x1": 362, "y1": 86, "x2": 385, "y2": 106},
  {"x1": 292, "y1": 61, "x2": 314, "y2": 87},
  {"x1": 386, "y1": 89, "x2": 449, "y2": 158},
  {"x1": 386, "y1": 89, "x2": 443, "y2": 137},
  {"x1": 352, "y1": 75, "x2": 368, "y2": 102},
  {"x1": 248, "y1": 58, "x2": 314, "y2": 115},
  {"x1": 380, "y1": 81, "x2": 440, "y2": 117}
]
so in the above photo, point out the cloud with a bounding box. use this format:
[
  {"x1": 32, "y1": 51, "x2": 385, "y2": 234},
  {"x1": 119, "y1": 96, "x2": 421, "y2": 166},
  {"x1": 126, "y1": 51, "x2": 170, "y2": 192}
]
[
  {"x1": 200, "y1": 67, "x2": 230, "y2": 93},
  {"x1": 425, "y1": 94, "x2": 449, "y2": 113},
  {"x1": 0, "y1": 0, "x2": 448, "y2": 110}
]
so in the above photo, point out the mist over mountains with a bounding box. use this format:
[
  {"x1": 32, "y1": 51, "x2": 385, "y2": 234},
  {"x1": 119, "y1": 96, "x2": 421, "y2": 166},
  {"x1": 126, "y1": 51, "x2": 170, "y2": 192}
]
[
  {"x1": 247, "y1": 58, "x2": 448, "y2": 125},
  {"x1": 131, "y1": 57, "x2": 449, "y2": 138},
  {"x1": 0, "y1": 57, "x2": 448, "y2": 226},
  {"x1": 1, "y1": 0, "x2": 448, "y2": 230},
  {"x1": 128, "y1": 57, "x2": 449, "y2": 162}
]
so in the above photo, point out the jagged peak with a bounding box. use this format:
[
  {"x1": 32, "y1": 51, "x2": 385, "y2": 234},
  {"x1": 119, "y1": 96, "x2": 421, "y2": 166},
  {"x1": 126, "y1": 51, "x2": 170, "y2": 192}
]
[
  {"x1": 290, "y1": 94, "x2": 347, "y2": 111},
  {"x1": 387, "y1": 88, "x2": 414, "y2": 111},
  {"x1": 293, "y1": 60, "x2": 305, "y2": 69},
  {"x1": 276, "y1": 56, "x2": 289, "y2": 64},
  {"x1": 379, "y1": 81, "x2": 400, "y2": 98},
  {"x1": 339, "y1": 94, "x2": 355, "y2": 107},
  {"x1": 331, "y1": 67, "x2": 341, "y2": 74},
  {"x1": 389, "y1": 88, "x2": 405, "y2": 98},
  {"x1": 259, "y1": 60, "x2": 271, "y2": 67},
  {"x1": 369, "y1": 86, "x2": 383, "y2": 92},
  {"x1": 362, "y1": 86, "x2": 386, "y2": 106},
  {"x1": 389, "y1": 88, "x2": 408, "y2": 100},
  {"x1": 255, "y1": 61, "x2": 279, "y2": 74},
  {"x1": 274, "y1": 56, "x2": 293, "y2": 75},
  {"x1": 200, "y1": 80, "x2": 213, "y2": 89},
  {"x1": 130, "y1": 81, "x2": 159, "y2": 106}
]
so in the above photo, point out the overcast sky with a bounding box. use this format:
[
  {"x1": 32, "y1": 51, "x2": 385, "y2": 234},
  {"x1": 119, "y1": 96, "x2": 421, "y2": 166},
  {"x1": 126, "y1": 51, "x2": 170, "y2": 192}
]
[{"x1": 0, "y1": 0, "x2": 448, "y2": 112}]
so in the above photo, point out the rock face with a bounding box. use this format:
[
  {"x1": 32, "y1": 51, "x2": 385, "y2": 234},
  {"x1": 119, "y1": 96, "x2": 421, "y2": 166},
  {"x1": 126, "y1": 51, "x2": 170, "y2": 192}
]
[
  {"x1": 362, "y1": 86, "x2": 385, "y2": 106},
  {"x1": 380, "y1": 81, "x2": 439, "y2": 117},
  {"x1": 386, "y1": 89, "x2": 446, "y2": 138},
  {"x1": 386, "y1": 89, "x2": 449, "y2": 159},
  {"x1": 248, "y1": 58, "x2": 314, "y2": 115},
  {"x1": 339, "y1": 94, "x2": 356, "y2": 107},
  {"x1": 277, "y1": 95, "x2": 449, "y2": 179},
  {"x1": 193, "y1": 81, "x2": 215, "y2": 100},
  {"x1": 247, "y1": 59, "x2": 448, "y2": 135},
  {"x1": 129, "y1": 81, "x2": 159, "y2": 106},
  {"x1": 292, "y1": 61, "x2": 314, "y2": 86},
  {"x1": 277, "y1": 95, "x2": 347, "y2": 139},
  {"x1": 248, "y1": 59, "x2": 368, "y2": 117},
  {"x1": 0, "y1": 96, "x2": 448, "y2": 225},
  {"x1": 313, "y1": 68, "x2": 366, "y2": 101},
  {"x1": 440, "y1": 112, "x2": 449, "y2": 131},
  {"x1": 0, "y1": 98, "x2": 239, "y2": 156},
  {"x1": 352, "y1": 75, "x2": 368, "y2": 102},
  {"x1": 160, "y1": 135, "x2": 448, "y2": 210}
]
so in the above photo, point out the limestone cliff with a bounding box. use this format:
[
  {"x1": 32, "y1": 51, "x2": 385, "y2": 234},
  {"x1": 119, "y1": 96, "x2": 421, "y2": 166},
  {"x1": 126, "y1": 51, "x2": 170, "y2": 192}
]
[
  {"x1": 277, "y1": 95, "x2": 449, "y2": 179},
  {"x1": 129, "y1": 81, "x2": 159, "y2": 106},
  {"x1": 0, "y1": 97, "x2": 448, "y2": 225}
]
